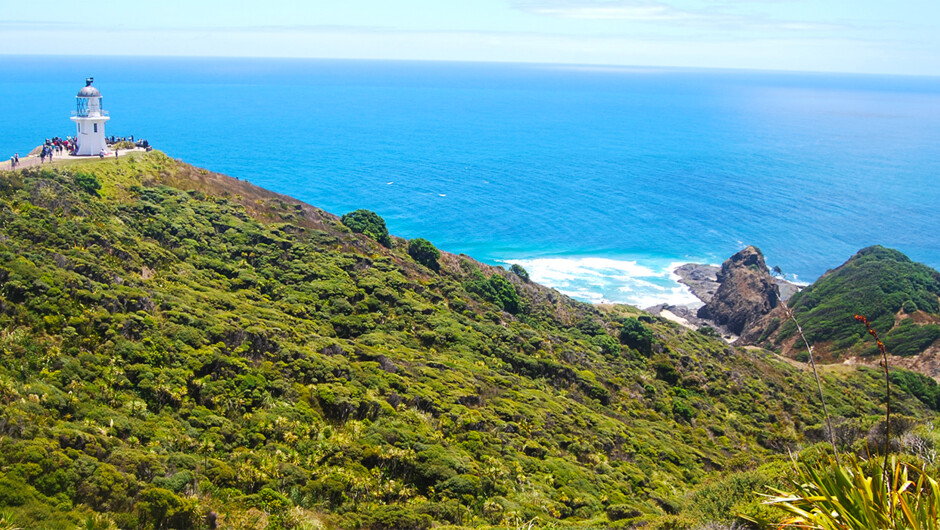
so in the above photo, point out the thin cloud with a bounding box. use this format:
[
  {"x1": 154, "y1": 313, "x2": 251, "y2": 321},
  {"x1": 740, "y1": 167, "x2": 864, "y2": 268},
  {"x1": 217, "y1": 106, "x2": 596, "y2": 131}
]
[
  {"x1": 777, "y1": 22, "x2": 849, "y2": 31},
  {"x1": 529, "y1": 5, "x2": 702, "y2": 21},
  {"x1": 0, "y1": 20, "x2": 393, "y2": 34},
  {"x1": 0, "y1": 20, "x2": 81, "y2": 29},
  {"x1": 513, "y1": 0, "x2": 854, "y2": 31},
  {"x1": 516, "y1": 1, "x2": 706, "y2": 21}
]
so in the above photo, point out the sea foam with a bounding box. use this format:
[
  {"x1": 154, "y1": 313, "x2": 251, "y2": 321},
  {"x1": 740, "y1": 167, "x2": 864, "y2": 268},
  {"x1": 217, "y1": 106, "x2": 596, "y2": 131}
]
[{"x1": 499, "y1": 257, "x2": 702, "y2": 308}]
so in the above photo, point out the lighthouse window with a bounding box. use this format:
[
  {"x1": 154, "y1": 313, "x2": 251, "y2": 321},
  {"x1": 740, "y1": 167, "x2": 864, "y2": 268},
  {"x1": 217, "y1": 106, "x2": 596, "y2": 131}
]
[{"x1": 94, "y1": 124, "x2": 98, "y2": 133}]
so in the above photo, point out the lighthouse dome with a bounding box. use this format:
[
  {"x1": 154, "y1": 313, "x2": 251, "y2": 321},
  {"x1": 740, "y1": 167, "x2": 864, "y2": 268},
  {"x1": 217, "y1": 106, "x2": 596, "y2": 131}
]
[
  {"x1": 77, "y1": 78, "x2": 101, "y2": 98},
  {"x1": 77, "y1": 85, "x2": 101, "y2": 98}
]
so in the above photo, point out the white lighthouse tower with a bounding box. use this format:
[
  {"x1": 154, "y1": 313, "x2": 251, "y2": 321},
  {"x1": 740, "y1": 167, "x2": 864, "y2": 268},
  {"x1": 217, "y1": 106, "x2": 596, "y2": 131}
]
[{"x1": 70, "y1": 77, "x2": 110, "y2": 156}]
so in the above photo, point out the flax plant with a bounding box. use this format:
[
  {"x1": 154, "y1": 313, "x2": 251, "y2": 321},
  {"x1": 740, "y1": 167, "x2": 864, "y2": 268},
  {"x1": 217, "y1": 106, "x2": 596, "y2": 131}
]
[
  {"x1": 762, "y1": 455, "x2": 940, "y2": 530},
  {"x1": 754, "y1": 314, "x2": 940, "y2": 529},
  {"x1": 856, "y1": 314, "x2": 894, "y2": 473},
  {"x1": 773, "y1": 268, "x2": 840, "y2": 463}
]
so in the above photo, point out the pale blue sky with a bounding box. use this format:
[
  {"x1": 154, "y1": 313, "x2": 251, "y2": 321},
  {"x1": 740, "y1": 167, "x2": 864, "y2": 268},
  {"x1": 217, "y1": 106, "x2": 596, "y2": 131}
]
[{"x1": 2, "y1": 0, "x2": 938, "y2": 75}]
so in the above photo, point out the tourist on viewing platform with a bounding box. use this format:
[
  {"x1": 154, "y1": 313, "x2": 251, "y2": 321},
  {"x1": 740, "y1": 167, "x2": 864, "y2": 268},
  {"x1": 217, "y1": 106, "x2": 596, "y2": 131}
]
[{"x1": 9, "y1": 155, "x2": 15, "y2": 169}]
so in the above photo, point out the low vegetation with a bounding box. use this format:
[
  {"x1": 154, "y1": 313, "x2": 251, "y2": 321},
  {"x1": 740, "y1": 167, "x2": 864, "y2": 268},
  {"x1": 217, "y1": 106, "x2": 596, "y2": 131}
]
[
  {"x1": 774, "y1": 246, "x2": 940, "y2": 360},
  {"x1": 0, "y1": 153, "x2": 937, "y2": 528}
]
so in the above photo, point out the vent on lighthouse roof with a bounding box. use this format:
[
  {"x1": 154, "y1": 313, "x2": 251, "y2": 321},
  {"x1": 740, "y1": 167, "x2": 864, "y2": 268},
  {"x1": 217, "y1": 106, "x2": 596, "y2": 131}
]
[{"x1": 77, "y1": 77, "x2": 101, "y2": 98}]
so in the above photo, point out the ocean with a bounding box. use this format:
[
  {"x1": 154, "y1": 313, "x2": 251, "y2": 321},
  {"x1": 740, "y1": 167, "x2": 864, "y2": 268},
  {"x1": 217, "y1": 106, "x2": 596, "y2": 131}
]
[{"x1": 2, "y1": 56, "x2": 939, "y2": 307}]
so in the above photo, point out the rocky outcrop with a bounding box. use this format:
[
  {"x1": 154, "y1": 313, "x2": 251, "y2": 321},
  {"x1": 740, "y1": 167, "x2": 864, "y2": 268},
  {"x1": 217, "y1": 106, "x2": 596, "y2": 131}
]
[
  {"x1": 674, "y1": 263, "x2": 721, "y2": 303},
  {"x1": 696, "y1": 246, "x2": 781, "y2": 336}
]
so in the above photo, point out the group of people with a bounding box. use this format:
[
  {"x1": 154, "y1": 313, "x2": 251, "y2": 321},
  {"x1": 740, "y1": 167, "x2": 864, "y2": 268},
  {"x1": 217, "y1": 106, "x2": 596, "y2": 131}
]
[
  {"x1": 6, "y1": 133, "x2": 153, "y2": 169},
  {"x1": 41, "y1": 137, "x2": 77, "y2": 162},
  {"x1": 107, "y1": 135, "x2": 132, "y2": 144},
  {"x1": 106, "y1": 135, "x2": 151, "y2": 149}
]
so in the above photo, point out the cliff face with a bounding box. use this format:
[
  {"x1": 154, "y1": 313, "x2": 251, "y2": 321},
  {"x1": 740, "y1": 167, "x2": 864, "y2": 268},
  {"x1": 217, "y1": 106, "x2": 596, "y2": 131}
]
[{"x1": 697, "y1": 246, "x2": 781, "y2": 336}]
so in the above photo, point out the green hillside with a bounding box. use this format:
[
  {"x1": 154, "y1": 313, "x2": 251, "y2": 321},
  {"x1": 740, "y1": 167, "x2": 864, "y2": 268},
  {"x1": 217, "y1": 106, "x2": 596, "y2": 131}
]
[
  {"x1": 772, "y1": 246, "x2": 940, "y2": 359},
  {"x1": 0, "y1": 153, "x2": 937, "y2": 529}
]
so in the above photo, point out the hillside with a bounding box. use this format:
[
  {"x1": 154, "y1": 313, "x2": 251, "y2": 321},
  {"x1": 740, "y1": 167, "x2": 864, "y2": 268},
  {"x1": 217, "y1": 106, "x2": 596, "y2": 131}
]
[
  {"x1": 0, "y1": 153, "x2": 938, "y2": 529},
  {"x1": 751, "y1": 246, "x2": 940, "y2": 378}
]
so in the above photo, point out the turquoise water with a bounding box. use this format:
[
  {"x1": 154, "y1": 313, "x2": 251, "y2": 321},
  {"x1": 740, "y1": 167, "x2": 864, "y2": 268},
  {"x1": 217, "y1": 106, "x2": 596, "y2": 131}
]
[{"x1": 2, "y1": 56, "x2": 939, "y2": 306}]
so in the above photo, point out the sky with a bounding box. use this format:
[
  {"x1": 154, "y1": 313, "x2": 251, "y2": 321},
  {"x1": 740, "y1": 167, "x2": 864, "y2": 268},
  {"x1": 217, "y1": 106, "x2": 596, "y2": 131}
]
[{"x1": 1, "y1": 0, "x2": 938, "y2": 75}]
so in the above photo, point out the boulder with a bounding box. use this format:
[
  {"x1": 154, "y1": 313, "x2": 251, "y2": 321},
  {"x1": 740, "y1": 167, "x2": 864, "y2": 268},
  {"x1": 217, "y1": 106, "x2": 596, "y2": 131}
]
[{"x1": 697, "y1": 246, "x2": 780, "y2": 336}]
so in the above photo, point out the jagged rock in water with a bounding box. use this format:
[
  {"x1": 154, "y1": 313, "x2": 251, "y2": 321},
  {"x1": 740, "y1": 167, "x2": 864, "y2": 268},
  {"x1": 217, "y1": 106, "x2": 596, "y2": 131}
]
[{"x1": 697, "y1": 246, "x2": 780, "y2": 336}]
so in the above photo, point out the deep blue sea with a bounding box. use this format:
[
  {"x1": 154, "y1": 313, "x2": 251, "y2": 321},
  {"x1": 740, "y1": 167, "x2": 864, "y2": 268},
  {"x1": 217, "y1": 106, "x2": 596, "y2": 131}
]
[{"x1": 2, "y1": 56, "x2": 939, "y2": 307}]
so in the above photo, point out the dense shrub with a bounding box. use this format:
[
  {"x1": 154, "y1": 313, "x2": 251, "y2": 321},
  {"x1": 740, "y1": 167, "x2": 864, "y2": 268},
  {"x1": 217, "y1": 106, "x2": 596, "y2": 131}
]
[
  {"x1": 697, "y1": 325, "x2": 719, "y2": 338},
  {"x1": 891, "y1": 370, "x2": 940, "y2": 410},
  {"x1": 592, "y1": 334, "x2": 621, "y2": 356},
  {"x1": 341, "y1": 209, "x2": 392, "y2": 247},
  {"x1": 136, "y1": 486, "x2": 198, "y2": 529},
  {"x1": 873, "y1": 320, "x2": 940, "y2": 357},
  {"x1": 368, "y1": 506, "x2": 432, "y2": 530},
  {"x1": 408, "y1": 238, "x2": 440, "y2": 271},
  {"x1": 653, "y1": 359, "x2": 680, "y2": 385},
  {"x1": 606, "y1": 504, "x2": 641, "y2": 521},
  {"x1": 486, "y1": 275, "x2": 521, "y2": 314},
  {"x1": 438, "y1": 474, "x2": 482, "y2": 497},
  {"x1": 689, "y1": 466, "x2": 783, "y2": 524},
  {"x1": 464, "y1": 270, "x2": 521, "y2": 314},
  {"x1": 74, "y1": 171, "x2": 101, "y2": 195},
  {"x1": 510, "y1": 263, "x2": 530, "y2": 282},
  {"x1": 619, "y1": 317, "x2": 653, "y2": 355}
]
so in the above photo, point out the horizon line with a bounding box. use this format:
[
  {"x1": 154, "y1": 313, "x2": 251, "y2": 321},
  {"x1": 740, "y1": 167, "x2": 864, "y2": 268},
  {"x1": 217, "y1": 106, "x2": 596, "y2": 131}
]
[{"x1": 2, "y1": 53, "x2": 938, "y2": 80}]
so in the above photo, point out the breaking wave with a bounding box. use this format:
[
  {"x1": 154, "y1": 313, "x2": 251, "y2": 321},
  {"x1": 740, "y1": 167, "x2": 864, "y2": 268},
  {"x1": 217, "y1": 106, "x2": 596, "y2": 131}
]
[{"x1": 498, "y1": 256, "x2": 705, "y2": 308}]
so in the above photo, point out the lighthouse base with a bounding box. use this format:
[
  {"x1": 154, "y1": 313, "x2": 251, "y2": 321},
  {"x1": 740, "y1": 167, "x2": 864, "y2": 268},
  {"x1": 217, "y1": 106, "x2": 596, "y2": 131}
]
[{"x1": 71, "y1": 116, "x2": 110, "y2": 156}]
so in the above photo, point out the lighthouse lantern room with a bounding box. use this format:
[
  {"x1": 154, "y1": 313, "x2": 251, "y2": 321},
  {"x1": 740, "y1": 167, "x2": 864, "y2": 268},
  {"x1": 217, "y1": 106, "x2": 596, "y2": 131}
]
[{"x1": 70, "y1": 77, "x2": 110, "y2": 156}]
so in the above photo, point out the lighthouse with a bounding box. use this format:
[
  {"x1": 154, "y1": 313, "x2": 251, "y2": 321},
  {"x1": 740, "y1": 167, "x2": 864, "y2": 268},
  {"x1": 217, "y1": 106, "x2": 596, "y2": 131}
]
[{"x1": 70, "y1": 77, "x2": 110, "y2": 156}]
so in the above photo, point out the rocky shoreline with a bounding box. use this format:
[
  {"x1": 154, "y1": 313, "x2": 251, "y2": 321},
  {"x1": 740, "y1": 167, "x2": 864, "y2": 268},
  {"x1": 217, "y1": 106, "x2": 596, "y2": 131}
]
[
  {"x1": 673, "y1": 262, "x2": 802, "y2": 305},
  {"x1": 646, "y1": 250, "x2": 802, "y2": 341}
]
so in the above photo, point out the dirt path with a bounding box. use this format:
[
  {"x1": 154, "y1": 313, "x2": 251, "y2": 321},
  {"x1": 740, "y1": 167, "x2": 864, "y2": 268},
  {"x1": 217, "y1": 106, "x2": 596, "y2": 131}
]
[{"x1": 2, "y1": 147, "x2": 147, "y2": 171}]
